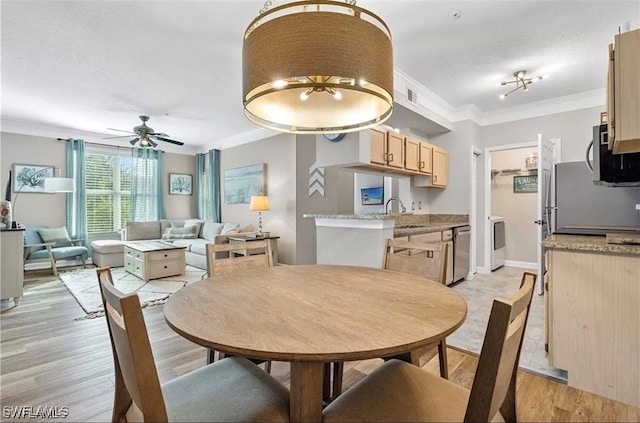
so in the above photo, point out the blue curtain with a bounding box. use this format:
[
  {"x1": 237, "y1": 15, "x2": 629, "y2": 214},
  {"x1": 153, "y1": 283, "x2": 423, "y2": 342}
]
[
  {"x1": 131, "y1": 148, "x2": 165, "y2": 221},
  {"x1": 195, "y1": 153, "x2": 205, "y2": 220},
  {"x1": 209, "y1": 149, "x2": 221, "y2": 222},
  {"x1": 65, "y1": 139, "x2": 87, "y2": 245}
]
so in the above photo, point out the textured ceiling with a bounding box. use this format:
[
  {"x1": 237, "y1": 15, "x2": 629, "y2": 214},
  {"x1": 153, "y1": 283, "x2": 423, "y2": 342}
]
[{"x1": 1, "y1": 0, "x2": 639, "y2": 153}]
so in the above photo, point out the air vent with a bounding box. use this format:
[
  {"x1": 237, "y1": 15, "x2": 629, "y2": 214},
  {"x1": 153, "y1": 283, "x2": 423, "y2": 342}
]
[{"x1": 407, "y1": 88, "x2": 418, "y2": 104}]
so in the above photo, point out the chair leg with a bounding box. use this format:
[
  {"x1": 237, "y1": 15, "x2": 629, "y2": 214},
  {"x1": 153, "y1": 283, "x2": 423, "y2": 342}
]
[
  {"x1": 264, "y1": 361, "x2": 272, "y2": 373},
  {"x1": 438, "y1": 339, "x2": 449, "y2": 379},
  {"x1": 207, "y1": 348, "x2": 216, "y2": 364},
  {"x1": 332, "y1": 362, "x2": 344, "y2": 399},
  {"x1": 46, "y1": 246, "x2": 58, "y2": 277}
]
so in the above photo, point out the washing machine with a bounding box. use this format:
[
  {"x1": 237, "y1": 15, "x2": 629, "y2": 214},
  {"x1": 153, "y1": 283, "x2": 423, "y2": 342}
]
[{"x1": 490, "y1": 216, "x2": 506, "y2": 271}]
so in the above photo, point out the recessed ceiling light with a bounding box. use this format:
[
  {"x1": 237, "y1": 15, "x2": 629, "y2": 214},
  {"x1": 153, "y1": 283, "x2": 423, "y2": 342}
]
[{"x1": 451, "y1": 11, "x2": 462, "y2": 20}]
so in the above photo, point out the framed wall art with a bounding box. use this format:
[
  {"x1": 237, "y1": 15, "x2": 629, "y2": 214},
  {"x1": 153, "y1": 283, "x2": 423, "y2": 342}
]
[
  {"x1": 224, "y1": 163, "x2": 266, "y2": 204},
  {"x1": 12, "y1": 163, "x2": 55, "y2": 193},
  {"x1": 169, "y1": 173, "x2": 193, "y2": 195},
  {"x1": 513, "y1": 175, "x2": 538, "y2": 193}
]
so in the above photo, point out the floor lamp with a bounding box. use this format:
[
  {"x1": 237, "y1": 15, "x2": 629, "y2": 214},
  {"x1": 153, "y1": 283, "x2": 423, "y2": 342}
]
[
  {"x1": 9, "y1": 168, "x2": 74, "y2": 228},
  {"x1": 249, "y1": 195, "x2": 270, "y2": 236}
]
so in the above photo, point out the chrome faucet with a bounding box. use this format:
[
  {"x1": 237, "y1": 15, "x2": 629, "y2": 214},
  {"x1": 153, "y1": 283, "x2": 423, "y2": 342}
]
[{"x1": 385, "y1": 197, "x2": 406, "y2": 214}]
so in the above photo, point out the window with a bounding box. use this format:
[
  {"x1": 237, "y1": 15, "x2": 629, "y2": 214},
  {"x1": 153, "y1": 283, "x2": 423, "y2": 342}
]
[{"x1": 85, "y1": 150, "x2": 132, "y2": 234}]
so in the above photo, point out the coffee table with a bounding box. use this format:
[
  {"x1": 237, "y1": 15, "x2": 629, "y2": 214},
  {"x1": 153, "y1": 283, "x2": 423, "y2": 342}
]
[{"x1": 123, "y1": 241, "x2": 185, "y2": 281}]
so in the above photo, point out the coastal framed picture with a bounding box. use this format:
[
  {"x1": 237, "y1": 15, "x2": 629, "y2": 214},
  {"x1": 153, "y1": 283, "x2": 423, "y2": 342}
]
[
  {"x1": 12, "y1": 163, "x2": 55, "y2": 193},
  {"x1": 169, "y1": 173, "x2": 193, "y2": 195},
  {"x1": 224, "y1": 163, "x2": 266, "y2": 204}
]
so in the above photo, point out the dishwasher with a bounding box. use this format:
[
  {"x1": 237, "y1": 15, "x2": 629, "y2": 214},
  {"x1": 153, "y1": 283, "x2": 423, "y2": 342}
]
[{"x1": 453, "y1": 226, "x2": 471, "y2": 282}]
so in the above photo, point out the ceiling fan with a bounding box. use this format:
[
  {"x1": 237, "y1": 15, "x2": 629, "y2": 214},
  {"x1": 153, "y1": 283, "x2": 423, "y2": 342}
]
[{"x1": 105, "y1": 116, "x2": 184, "y2": 147}]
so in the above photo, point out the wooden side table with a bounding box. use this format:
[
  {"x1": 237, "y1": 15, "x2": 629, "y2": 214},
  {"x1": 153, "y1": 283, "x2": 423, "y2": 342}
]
[{"x1": 228, "y1": 235, "x2": 279, "y2": 264}]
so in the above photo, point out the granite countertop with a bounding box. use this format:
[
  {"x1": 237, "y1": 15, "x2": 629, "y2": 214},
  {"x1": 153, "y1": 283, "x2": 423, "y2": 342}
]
[
  {"x1": 393, "y1": 222, "x2": 467, "y2": 236},
  {"x1": 542, "y1": 234, "x2": 640, "y2": 255},
  {"x1": 303, "y1": 214, "x2": 396, "y2": 220}
]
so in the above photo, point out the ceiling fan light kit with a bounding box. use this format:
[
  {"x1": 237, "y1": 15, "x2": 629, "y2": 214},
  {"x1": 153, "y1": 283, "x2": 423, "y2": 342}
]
[
  {"x1": 242, "y1": 0, "x2": 394, "y2": 134},
  {"x1": 498, "y1": 69, "x2": 544, "y2": 99}
]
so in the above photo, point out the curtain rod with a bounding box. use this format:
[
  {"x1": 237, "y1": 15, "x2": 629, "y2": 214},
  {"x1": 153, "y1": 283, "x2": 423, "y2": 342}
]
[{"x1": 56, "y1": 138, "x2": 166, "y2": 152}]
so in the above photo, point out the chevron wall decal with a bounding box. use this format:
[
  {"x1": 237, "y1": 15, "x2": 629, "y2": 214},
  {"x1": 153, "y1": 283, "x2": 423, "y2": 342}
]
[{"x1": 309, "y1": 162, "x2": 325, "y2": 197}]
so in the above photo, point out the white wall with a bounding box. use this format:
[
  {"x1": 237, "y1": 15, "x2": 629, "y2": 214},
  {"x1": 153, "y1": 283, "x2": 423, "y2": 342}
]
[
  {"x1": 491, "y1": 147, "x2": 538, "y2": 265},
  {"x1": 0, "y1": 131, "x2": 197, "y2": 227},
  {"x1": 475, "y1": 105, "x2": 603, "y2": 268}
]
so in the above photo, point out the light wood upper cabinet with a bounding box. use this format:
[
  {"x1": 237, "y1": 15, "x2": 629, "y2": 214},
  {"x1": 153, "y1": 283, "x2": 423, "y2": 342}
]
[
  {"x1": 370, "y1": 128, "x2": 387, "y2": 165},
  {"x1": 607, "y1": 28, "x2": 640, "y2": 154},
  {"x1": 404, "y1": 137, "x2": 421, "y2": 172},
  {"x1": 369, "y1": 128, "x2": 404, "y2": 169},
  {"x1": 386, "y1": 132, "x2": 404, "y2": 168},
  {"x1": 431, "y1": 146, "x2": 448, "y2": 187},
  {"x1": 419, "y1": 142, "x2": 432, "y2": 174}
]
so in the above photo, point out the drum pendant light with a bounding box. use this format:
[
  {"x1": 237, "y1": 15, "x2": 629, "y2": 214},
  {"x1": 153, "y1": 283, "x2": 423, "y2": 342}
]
[{"x1": 242, "y1": 1, "x2": 394, "y2": 134}]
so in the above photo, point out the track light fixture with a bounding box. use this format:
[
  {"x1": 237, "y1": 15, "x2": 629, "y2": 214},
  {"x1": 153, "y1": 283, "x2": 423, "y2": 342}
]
[{"x1": 498, "y1": 70, "x2": 544, "y2": 99}]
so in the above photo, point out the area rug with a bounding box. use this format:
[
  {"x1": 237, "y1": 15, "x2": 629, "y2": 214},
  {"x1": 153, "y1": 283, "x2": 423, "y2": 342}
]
[{"x1": 59, "y1": 266, "x2": 207, "y2": 320}]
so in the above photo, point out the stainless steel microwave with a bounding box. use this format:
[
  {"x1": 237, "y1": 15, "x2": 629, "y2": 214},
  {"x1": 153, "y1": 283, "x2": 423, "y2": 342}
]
[{"x1": 592, "y1": 124, "x2": 640, "y2": 187}]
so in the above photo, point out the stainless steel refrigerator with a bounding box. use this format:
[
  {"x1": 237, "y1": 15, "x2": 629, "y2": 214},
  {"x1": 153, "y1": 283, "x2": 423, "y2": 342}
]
[{"x1": 554, "y1": 161, "x2": 640, "y2": 235}]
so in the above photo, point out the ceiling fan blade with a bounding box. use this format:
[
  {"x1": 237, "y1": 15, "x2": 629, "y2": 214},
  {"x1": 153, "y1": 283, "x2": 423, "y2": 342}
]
[
  {"x1": 150, "y1": 132, "x2": 169, "y2": 137},
  {"x1": 129, "y1": 138, "x2": 140, "y2": 145},
  {"x1": 103, "y1": 135, "x2": 137, "y2": 139},
  {"x1": 152, "y1": 135, "x2": 184, "y2": 146},
  {"x1": 149, "y1": 139, "x2": 158, "y2": 148},
  {"x1": 107, "y1": 128, "x2": 136, "y2": 134}
]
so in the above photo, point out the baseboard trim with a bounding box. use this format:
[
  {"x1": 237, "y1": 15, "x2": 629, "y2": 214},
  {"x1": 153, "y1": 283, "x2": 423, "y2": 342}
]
[{"x1": 504, "y1": 260, "x2": 537, "y2": 270}]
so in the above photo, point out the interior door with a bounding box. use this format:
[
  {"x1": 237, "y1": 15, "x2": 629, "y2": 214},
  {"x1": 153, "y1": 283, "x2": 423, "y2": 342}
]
[{"x1": 536, "y1": 134, "x2": 556, "y2": 295}]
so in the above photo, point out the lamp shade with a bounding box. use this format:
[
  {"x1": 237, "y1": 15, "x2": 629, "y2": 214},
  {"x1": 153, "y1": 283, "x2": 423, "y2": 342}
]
[
  {"x1": 44, "y1": 177, "x2": 75, "y2": 193},
  {"x1": 249, "y1": 195, "x2": 270, "y2": 212},
  {"x1": 243, "y1": 1, "x2": 393, "y2": 134}
]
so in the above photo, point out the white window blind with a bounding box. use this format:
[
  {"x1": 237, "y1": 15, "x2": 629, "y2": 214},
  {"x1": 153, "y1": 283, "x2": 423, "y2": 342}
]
[{"x1": 85, "y1": 151, "x2": 132, "y2": 234}]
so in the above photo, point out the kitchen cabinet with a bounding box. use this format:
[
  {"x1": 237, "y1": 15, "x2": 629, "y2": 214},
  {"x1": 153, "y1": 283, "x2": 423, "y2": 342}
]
[
  {"x1": 1, "y1": 229, "x2": 25, "y2": 304},
  {"x1": 607, "y1": 28, "x2": 640, "y2": 154},
  {"x1": 405, "y1": 136, "x2": 433, "y2": 174},
  {"x1": 413, "y1": 145, "x2": 448, "y2": 188},
  {"x1": 370, "y1": 128, "x2": 404, "y2": 169},
  {"x1": 419, "y1": 142, "x2": 433, "y2": 174},
  {"x1": 545, "y1": 243, "x2": 640, "y2": 407}
]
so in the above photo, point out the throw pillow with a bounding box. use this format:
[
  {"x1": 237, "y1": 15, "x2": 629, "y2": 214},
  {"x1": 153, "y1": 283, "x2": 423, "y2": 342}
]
[
  {"x1": 221, "y1": 222, "x2": 240, "y2": 235},
  {"x1": 161, "y1": 226, "x2": 199, "y2": 240},
  {"x1": 202, "y1": 221, "x2": 225, "y2": 241},
  {"x1": 38, "y1": 227, "x2": 73, "y2": 247},
  {"x1": 184, "y1": 219, "x2": 204, "y2": 237}
]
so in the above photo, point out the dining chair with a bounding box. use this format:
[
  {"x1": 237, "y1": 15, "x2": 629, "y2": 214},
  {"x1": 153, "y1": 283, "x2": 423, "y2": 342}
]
[
  {"x1": 205, "y1": 238, "x2": 273, "y2": 277},
  {"x1": 328, "y1": 239, "x2": 451, "y2": 402},
  {"x1": 323, "y1": 271, "x2": 537, "y2": 423},
  {"x1": 205, "y1": 240, "x2": 274, "y2": 372},
  {"x1": 96, "y1": 267, "x2": 290, "y2": 423},
  {"x1": 384, "y1": 238, "x2": 451, "y2": 376}
]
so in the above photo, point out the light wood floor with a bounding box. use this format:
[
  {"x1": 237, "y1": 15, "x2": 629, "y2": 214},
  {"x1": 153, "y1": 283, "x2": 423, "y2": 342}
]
[{"x1": 1, "y1": 270, "x2": 639, "y2": 422}]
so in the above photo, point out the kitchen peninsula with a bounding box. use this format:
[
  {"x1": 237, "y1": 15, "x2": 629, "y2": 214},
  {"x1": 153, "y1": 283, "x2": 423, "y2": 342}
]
[
  {"x1": 305, "y1": 213, "x2": 469, "y2": 269},
  {"x1": 542, "y1": 233, "x2": 640, "y2": 407}
]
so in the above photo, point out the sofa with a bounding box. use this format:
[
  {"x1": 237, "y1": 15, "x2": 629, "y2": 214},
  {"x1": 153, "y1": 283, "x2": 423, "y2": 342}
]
[{"x1": 91, "y1": 219, "x2": 253, "y2": 270}]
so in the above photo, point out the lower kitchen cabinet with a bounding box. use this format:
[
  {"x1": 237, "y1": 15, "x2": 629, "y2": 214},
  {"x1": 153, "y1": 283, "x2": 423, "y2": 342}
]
[{"x1": 545, "y1": 246, "x2": 639, "y2": 407}]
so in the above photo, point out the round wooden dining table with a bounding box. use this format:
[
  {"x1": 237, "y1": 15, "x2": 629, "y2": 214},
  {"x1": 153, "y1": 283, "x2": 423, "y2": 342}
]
[{"x1": 164, "y1": 264, "x2": 467, "y2": 422}]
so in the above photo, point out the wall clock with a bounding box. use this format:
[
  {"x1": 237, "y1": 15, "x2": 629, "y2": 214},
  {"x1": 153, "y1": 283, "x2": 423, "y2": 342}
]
[{"x1": 323, "y1": 133, "x2": 346, "y2": 142}]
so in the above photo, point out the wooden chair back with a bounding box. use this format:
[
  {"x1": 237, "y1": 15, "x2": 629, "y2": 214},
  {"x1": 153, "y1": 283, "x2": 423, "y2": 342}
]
[
  {"x1": 96, "y1": 267, "x2": 167, "y2": 422},
  {"x1": 383, "y1": 238, "x2": 449, "y2": 285},
  {"x1": 205, "y1": 239, "x2": 273, "y2": 277},
  {"x1": 464, "y1": 271, "x2": 536, "y2": 422}
]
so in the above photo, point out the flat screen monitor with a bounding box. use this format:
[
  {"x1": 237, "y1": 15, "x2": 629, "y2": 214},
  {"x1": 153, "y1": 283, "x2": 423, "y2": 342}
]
[{"x1": 361, "y1": 186, "x2": 384, "y2": 205}]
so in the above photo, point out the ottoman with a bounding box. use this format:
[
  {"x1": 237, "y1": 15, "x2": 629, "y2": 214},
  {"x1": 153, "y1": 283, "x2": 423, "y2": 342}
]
[{"x1": 91, "y1": 240, "x2": 125, "y2": 267}]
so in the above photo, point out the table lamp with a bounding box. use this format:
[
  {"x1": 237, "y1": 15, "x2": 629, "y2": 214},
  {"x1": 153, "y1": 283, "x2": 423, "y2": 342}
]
[{"x1": 249, "y1": 195, "x2": 269, "y2": 236}]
